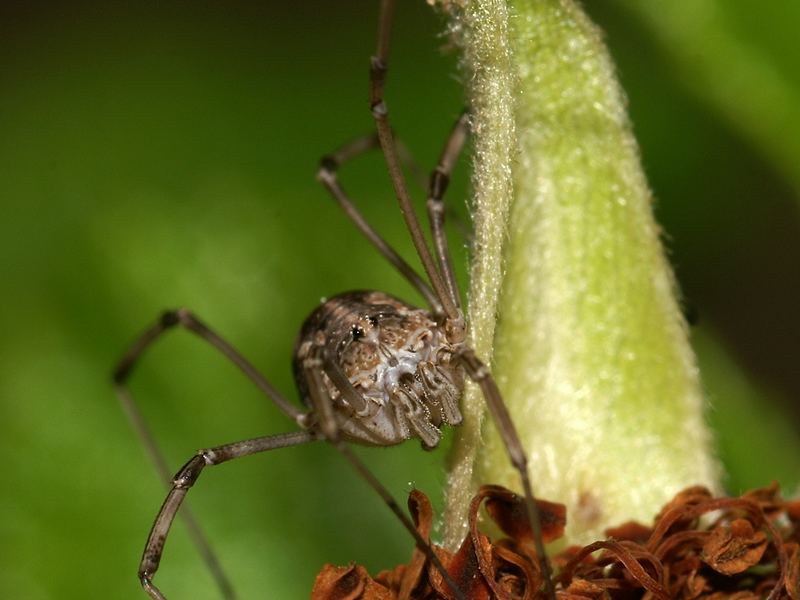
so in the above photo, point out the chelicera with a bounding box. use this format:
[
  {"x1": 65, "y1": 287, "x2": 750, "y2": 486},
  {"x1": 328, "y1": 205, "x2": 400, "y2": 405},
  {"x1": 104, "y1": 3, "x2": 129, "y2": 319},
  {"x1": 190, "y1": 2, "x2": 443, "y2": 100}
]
[{"x1": 113, "y1": 1, "x2": 555, "y2": 599}]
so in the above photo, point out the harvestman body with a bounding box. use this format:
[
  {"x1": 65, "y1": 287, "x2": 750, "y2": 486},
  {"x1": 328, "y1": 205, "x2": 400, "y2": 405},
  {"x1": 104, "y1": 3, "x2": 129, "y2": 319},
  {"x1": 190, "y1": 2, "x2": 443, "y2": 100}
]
[
  {"x1": 114, "y1": 1, "x2": 555, "y2": 599},
  {"x1": 294, "y1": 291, "x2": 464, "y2": 449}
]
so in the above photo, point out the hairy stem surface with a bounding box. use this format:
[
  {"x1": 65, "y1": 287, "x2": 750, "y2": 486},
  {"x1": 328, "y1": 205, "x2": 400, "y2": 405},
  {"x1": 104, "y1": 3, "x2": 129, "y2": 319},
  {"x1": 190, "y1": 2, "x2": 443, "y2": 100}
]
[{"x1": 443, "y1": 0, "x2": 720, "y2": 549}]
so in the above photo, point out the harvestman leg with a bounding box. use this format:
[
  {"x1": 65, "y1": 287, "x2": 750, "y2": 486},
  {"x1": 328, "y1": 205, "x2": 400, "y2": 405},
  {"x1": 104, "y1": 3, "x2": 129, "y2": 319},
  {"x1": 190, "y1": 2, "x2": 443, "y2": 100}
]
[
  {"x1": 301, "y1": 355, "x2": 467, "y2": 600},
  {"x1": 317, "y1": 136, "x2": 442, "y2": 314},
  {"x1": 317, "y1": 121, "x2": 474, "y2": 316},
  {"x1": 114, "y1": 309, "x2": 302, "y2": 421},
  {"x1": 368, "y1": 0, "x2": 460, "y2": 324},
  {"x1": 113, "y1": 309, "x2": 307, "y2": 599},
  {"x1": 369, "y1": 1, "x2": 557, "y2": 598},
  {"x1": 139, "y1": 431, "x2": 315, "y2": 600},
  {"x1": 426, "y1": 111, "x2": 469, "y2": 310}
]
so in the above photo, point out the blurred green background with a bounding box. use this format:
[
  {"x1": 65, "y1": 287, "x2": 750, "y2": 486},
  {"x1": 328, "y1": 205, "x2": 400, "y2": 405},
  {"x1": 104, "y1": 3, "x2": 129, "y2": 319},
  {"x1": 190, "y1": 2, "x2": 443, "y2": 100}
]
[{"x1": 1, "y1": 1, "x2": 798, "y2": 598}]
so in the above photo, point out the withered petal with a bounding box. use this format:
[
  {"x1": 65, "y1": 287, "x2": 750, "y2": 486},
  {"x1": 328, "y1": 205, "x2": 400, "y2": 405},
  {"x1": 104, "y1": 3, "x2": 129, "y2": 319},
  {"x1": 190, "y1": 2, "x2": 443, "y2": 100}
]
[
  {"x1": 429, "y1": 539, "x2": 490, "y2": 600},
  {"x1": 604, "y1": 521, "x2": 652, "y2": 544},
  {"x1": 786, "y1": 500, "x2": 800, "y2": 523},
  {"x1": 312, "y1": 563, "x2": 394, "y2": 600},
  {"x1": 563, "y1": 577, "x2": 611, "y2": 600},
  {"x1": 682, "y1": 570, "x2": 709, "y2": 600},
  {"x1": 653, "y1": 530, "x2": 710, "y2": 562},
  {"x1": 701, "y1": 519, "x2": 768, "y2": 575},
  {"x1": 479, "y1": 485, "x2": 566, "y2": 546},
  {"x1": 396, "y1": 489, "x2": 436, "y2": 599},
  {"x1": 649, "y1": 497, "x2": 765, "y2": 554},
  {"x1": 409, "y1": 489, "x2": 434, "y2": 539},
  {"x1": 492, "y1": 543, "x2": 540, "y2": 600},
  {"x1": 559, "y1": 539, "x2": 669, "y2": 600},
  {"x1": 469, "y1": 486, "x2": 555, "y2": 599},
  {"x1": 742, "y1": 482, "x2": 783, "y2": 518},
  {"x1": 784, "y1": 542, "x2": 800, "y2": 600},
  {"x1": 374, "y1": 564, "x2": 406, "y2": 596},
  {"x1": 655, "y1": 486, "x2": 714, "y2": 523}
]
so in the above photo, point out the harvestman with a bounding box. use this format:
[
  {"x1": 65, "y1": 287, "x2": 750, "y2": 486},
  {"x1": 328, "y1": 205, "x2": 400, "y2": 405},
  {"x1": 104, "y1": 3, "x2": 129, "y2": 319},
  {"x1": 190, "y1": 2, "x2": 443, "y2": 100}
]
[{"x1": 113, "y1": 1, "x2": 555, "y2": 598}]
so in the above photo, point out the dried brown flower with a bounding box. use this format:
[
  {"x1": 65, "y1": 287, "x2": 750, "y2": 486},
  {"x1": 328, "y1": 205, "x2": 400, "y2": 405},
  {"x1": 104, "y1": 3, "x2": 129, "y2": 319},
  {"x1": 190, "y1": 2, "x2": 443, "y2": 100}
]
[{"x1": 312, "y1": 483, "x2": 799, "y2": 600}]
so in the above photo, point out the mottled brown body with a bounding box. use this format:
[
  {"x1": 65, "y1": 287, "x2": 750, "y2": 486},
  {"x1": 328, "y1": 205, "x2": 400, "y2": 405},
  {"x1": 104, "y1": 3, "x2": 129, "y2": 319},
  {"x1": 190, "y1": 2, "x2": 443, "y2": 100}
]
[{"x1": 293, "y1": 291, "x2": 463, "y2": 449}]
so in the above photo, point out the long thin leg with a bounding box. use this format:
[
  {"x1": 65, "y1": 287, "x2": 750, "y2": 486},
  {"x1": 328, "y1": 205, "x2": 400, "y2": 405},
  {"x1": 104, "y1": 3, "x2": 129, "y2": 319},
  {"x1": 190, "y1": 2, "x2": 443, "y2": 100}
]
[
  {"x1": 113, "y1": 309, "x2": 304, "y2": 599},
  {"x1": 323, "y1": 132, "x2": 428, "y2": 192},
  {"x1": 301, "y1": 356, "x2": 467, "y2": 600},
  {"x1": 114, "y1": 308, "x2": 301, "y2": 421},
  {"x1": 139, "y1": 431, "x2": 316, "y2": 600},
  {"x1": 117, "y1": 385, "x2": 236, "y2": 600},
  {"x1": 427, "y1": 112, "x2": 470, "y2": 311},
  {"x1": 458, "y1": 350, "x2": 557, "y2": 600},
  {"x1": 318, "y1": 124, "x2": 470, "y2": 317},
  {"x1": 369, "y1": 0, "x2": 459, "y2": 321},
  {"x1": 317, "y1": 138, "x2": 441, "y2": 314}
]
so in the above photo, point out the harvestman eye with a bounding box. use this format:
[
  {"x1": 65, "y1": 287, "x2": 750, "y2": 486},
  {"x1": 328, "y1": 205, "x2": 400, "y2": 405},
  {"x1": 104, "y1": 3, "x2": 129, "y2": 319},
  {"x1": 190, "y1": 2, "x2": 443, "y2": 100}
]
[{"x1": 113, "y1": 1, "x2": 556, "y2": 599}]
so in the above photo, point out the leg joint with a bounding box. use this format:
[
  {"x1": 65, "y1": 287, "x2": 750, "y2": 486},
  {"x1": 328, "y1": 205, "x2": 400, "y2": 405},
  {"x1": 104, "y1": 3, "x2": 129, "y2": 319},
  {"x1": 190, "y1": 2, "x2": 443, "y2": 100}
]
[
  {"x1": 200, "y1": 448, "x2": 220, "y2": 465},
  {"x1": 429, "y1": 169, "x2": 450, "y2": 200},
  {"x1": 321, "y1": 426, "x2": 340, "y2": 444},
  {"x1": 370, "y1": 100, "x2": 388, "y2": 118},
  {"x1": 112, "y1": 364, "x2": 131, "y2": 385},
  {"x1": 510, "y1": 449, "x2": 528, "y2": 472},
  {"x1": 370, "y1": 55, "x2": 387, "y2": 74},
  {"x1": 173, "y1": 455, "x2": 205, "y2": 488},
  {"x1": 318, "y1": 154, "x2": 338, "y2": 175},
  {"x1": 159, "y1": 309, "x2": 182, "y2": 328}
]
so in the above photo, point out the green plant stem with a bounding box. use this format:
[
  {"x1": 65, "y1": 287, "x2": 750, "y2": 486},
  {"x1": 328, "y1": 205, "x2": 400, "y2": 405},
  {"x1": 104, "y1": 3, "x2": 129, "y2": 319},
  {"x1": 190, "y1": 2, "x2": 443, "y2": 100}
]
[{"x1": 442, "y1": 0, "x2": 720, "y2": 549}]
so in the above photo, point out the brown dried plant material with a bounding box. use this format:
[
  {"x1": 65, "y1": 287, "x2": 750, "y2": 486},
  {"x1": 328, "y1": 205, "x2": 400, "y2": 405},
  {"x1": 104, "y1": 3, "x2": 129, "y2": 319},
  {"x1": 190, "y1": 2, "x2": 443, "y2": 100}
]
[
  {"x1": 311, "y1": 483, "x2": 799, "y2": 600},
  {"x1": 784, "y1": 543, "x2": 800, "y2": 600},
  {"x1": 701, "y1": 518, "x2": 768, "y2": 575},
  {"x1": 312, "y1": 564, "x2": 394, "y2": 600},
  {"x1": 312, "y1": 486, "x2": 565, "y2": 600}
]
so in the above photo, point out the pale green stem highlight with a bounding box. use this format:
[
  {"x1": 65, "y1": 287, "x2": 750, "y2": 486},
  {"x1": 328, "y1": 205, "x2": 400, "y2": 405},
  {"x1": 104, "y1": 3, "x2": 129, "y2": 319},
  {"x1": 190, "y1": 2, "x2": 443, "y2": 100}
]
[{"x1": 443, "y1": 0, "x2": 721, "y2": 549}]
